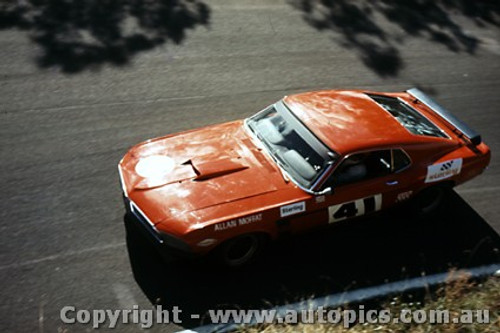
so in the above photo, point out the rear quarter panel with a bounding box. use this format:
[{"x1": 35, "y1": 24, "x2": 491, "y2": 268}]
[{"x1": 404, "y1": 140, "x2": 490, "y2": 193}]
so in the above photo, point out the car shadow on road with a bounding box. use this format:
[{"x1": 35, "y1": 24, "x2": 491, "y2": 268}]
[
  {"x1": 287, "y1": 0, "x2": 500, "y2": 76},
  {"x1": 0, "y1": 0, "x2": 210, "y2": 73},
  {"x1": 125, "y1": 190, "x2": 500, "y2": 328}
]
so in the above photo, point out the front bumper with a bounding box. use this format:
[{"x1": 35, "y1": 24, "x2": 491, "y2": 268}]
[{"x1": 122, "y1": 196, "x2": 195, "y2": 259}]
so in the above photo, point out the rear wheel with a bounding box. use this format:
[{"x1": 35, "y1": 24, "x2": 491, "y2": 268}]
[
  {"x1": 414, "y1": 185, "x2": 449, "y2": 215},
  {"x1": 218, "y1": 234, "x2": 265, "y2": 268}
]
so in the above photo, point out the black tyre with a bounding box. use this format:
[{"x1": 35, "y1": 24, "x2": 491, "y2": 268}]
[
  {"x1": 218, "y1": 234, "x2": 264, "y2": 268},
  {"x1": 414, "y1": 185, "x2": 449, "y2": 215}
]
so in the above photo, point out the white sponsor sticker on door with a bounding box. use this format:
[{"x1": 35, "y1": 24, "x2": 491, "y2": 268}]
[
  {"x1": 280, "y1": 201, "x2": 306, "y2": 217},
  {"x1": 425, "y1": 158, "x2": 462, "y2": 183}
]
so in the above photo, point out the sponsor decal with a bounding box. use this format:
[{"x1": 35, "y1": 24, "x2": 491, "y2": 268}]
[
  {"x1": 280, "y1": 201, "x2": 306, "y2": 217},
  {"x1": 214, "y1": 213, "x2": 263, "y2": 231},
  {"x1": 396, "y1": 190, "x2": 413, "y2": 202},
  {"x1": 425, "y1": 158, "x2": 462, "y2": 183},
  {"x1": 328, "y1": 194, "x2": 382, "y2": 223}
]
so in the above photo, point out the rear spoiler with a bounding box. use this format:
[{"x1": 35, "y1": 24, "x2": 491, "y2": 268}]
[{"x1": 407, "y1": 88, "x2": 481, "y2": 145}]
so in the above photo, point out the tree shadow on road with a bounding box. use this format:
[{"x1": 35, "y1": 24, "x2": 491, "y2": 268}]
[
  {"x1": 287, "y1": 0, "x2": 500, "y2": 76},
  {"x1": 125, "y1": 191, "x2": 500, "y2": 329},
  {"x1": 0, "y1": 0, "x2": 210, "y2": 73}
]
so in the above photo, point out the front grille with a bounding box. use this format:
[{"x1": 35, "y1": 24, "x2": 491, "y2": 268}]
[{"x1": 129, "y1": 201, "x2": 164, "y2": 244}]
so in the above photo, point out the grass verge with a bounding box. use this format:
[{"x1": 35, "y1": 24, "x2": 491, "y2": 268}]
[{"x1": 242, "y1": 272, "x2": 499, "y2": 333}]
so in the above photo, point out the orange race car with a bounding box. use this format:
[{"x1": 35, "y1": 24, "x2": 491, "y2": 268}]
[{"x1": 118, "y1": 88, "x2": 490, "y2": 267}]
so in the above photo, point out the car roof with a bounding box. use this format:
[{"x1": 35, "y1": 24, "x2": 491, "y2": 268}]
[{"x1": 283, "y1": 89, "x2": 445, "y2": 155}]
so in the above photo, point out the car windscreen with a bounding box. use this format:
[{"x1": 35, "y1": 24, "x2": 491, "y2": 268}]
[
  {"x1": 246, "y1": 101, "x2": 336, "y2": 189},
  {"x1": 368, "y1": 94, "x2": 448, "y2": 138}
]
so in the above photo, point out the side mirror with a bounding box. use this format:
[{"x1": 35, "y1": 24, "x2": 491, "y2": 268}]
[{"x1": 317, "y1": 187, "x2": 333, "y2": 196}]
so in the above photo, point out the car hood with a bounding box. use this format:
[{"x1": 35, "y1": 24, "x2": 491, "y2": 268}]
[{"x1": 119, "y1": 120, "x2": 287, "y2": 224}]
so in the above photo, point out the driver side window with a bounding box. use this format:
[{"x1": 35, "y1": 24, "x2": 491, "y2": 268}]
[{"x1": 329, "y1": 150, "x2": 392, "y2": 187}]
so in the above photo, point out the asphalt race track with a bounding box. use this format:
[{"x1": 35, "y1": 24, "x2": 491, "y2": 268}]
[{"x1": 1, "y1": 1, "x2": 499, "y2": 332}]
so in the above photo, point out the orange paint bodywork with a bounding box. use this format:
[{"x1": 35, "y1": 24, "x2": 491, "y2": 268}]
[{"x1": 118, "y1": 89, "x2": 491, "y2": 256}]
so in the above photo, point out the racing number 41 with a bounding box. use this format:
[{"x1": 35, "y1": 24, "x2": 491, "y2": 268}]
[{"x1": 328, "y1": 194, "x2": 382, "y2": 223}]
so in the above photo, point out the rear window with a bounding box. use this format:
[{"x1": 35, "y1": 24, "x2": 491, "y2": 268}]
[{"x1": 368, "y1": 94, "x2": 447, "y2": 138}]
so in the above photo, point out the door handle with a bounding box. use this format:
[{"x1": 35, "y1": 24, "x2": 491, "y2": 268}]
[{"x1": 386, "y1": 180, "x2": 399, "y2": 186}]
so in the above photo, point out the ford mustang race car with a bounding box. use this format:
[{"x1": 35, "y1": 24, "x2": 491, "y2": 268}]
[{"x1": 118, "y1": 88, "x2": 490, "y2": 267}]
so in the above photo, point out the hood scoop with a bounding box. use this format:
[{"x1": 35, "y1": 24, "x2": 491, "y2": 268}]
[
  {"x1": 190, "y1": 157, "x2": 249, "y2": 180},
  {"x1": 132, "y1": 155, "x2": 249, "y2": 190}
]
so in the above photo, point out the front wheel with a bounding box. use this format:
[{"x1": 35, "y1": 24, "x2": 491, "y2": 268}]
[{"x1": 217, "y1": 234, "x2": 265, "y2": 268}]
